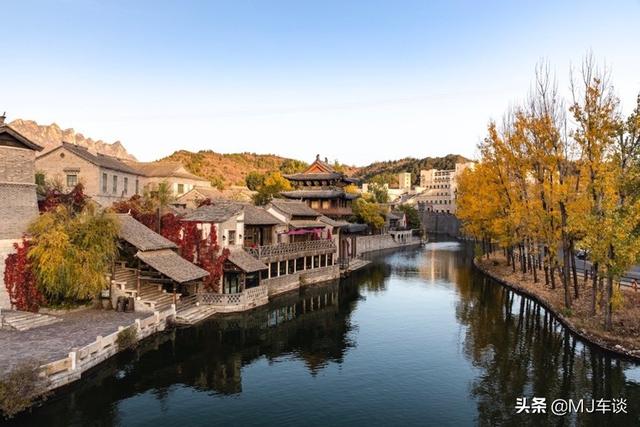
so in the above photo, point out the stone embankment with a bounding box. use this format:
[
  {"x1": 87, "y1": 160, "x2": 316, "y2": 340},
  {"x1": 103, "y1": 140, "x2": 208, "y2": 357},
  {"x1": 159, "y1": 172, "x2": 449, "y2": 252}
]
[
  {"x1": 474, "y1": 257, "x2": 640, "y2": 362},
  {"x1": 355, "y1": 233, "x2": 421, "y2": 256}
]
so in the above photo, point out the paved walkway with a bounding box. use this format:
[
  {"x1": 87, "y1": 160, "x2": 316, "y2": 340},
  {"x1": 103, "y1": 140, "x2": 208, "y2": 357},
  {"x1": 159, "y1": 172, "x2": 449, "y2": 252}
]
[{"x1": 0, "y1": 309, "x2": 141, "y2": 375}]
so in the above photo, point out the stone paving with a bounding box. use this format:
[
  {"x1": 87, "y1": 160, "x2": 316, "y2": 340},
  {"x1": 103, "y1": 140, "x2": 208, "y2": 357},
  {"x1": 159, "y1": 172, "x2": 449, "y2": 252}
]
[{"x1": 0, "y1": 309, "x2": 141, "y2": 375}]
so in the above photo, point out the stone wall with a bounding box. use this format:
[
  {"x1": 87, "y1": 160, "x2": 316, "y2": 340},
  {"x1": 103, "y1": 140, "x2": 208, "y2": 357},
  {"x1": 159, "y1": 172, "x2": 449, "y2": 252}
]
[
  {"x1": 262, "y1": 265, "x2": 340, "y2": 297},
  {"x1": 355, "y1": 234, "x2": 421, "y2": 256},
  {"x1": 0, "y1": 145, "x2": 36, "y2": 183},
  {"x1": 0, "y1": 240, "x2": 18, "y2": 309},
  {"x1": 420, "y1": 211, "x2": 461, "y2": 237}
]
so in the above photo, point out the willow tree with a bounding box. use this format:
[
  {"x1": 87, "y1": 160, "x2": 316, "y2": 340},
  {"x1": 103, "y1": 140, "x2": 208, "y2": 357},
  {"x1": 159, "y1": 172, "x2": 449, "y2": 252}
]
[{"x1": 28, "y1": 204, "x2": 119, "y2": 304}]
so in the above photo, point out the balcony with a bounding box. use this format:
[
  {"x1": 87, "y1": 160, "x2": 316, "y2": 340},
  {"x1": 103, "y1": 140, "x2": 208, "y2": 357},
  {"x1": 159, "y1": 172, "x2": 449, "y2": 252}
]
[{"x1": 245, "y1": 239, "x2": 337, "y2": 261}]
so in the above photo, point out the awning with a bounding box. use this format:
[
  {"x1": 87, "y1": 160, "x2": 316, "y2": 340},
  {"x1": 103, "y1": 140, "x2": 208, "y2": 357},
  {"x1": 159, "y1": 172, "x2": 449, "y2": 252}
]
[{"x1": 136, "y1": 249, "x2": 209, "y2": 283}]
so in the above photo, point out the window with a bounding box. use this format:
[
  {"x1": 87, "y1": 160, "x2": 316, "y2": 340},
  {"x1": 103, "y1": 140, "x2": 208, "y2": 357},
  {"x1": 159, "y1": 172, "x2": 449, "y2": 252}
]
[
  {"x1": 112, "y1": 175, "x2": 118, "y2": 194},
  {"x1": 102, "y1": 173, "x2": 108, "y2": 193},
  {"x1": 311, "y1": 200, "x2": 320, "y2": 209},
  {"x1": 66, "y1": 174, "x2": 77, "y2": 188},
  {"x1": 320, "y1": 254, "x2": 327, "y2": 267},
  {"x1": 177, "y1": 183, "x2": 184, "y2": 194},
  {"x1": 135, "y1": 178, "x2": 139, "y2": 195},
  {"x1": 279, "y1": 261, "x2": 287, "y2": 276},
  {"x1": 123, "y1": 177, "x2": 128, "y2": 195},
  {"x1": 306, "y1": 256, "x2": 312, "y2": 269},
  {"x1": 223, "y1": 273, "x2": 240, "y2": 294},
  {"x1": 313, "y1": 255, "x2": 320, "y2": 269},
  {"x1": 296, "y1": 258, "x2": 304, "y2": 271},
  {"x1": 228, "y1": 230, "x2": 236, "y2": 245},
  {"x1": 288, "y1": 260, "x2": 294, "y2": 274},
  {"x1": 270, "y1": 262, "x2": 278, "y2": 277}
]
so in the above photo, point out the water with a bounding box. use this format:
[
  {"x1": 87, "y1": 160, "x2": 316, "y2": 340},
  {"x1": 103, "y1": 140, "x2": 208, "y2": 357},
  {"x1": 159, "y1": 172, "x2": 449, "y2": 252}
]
[{"x1": 6, "y1": 240, "x2": 640, "y2": 426}]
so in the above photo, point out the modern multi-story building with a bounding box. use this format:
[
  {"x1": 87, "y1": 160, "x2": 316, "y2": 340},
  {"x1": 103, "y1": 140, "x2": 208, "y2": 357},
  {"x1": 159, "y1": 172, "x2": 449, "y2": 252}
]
[
  {"x1": 398, "y1": 172, "x2": 412, "y2": 191},
  {"x1": 413, "y1": 162, "x2": 474, "y2": 213}
]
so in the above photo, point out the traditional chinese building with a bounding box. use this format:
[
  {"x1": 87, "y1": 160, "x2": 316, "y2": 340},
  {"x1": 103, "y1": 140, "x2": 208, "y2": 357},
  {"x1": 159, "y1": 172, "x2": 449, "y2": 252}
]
[{"x1": 281, "y1": 155, "x2": 359, "y2": 219}]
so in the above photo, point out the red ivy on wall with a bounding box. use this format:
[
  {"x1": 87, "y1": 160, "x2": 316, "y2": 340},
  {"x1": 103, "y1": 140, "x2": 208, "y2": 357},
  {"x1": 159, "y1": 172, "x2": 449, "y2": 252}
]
[
  {"x1": 4, "y1": 238, "x2": 44, "y2": 312},
  {"x1": 196, "y1": 225, "x2": 229, "y2": 293},
  {"x1": 112, "y1": 196, "x2": 229, "y2": 292},
  {"x1": 39, "y1": 183, "x2": 88, "y2": 213}
]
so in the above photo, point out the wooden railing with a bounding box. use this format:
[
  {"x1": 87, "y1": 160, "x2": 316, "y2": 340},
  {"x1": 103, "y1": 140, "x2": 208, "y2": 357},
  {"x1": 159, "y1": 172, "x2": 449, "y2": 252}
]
[{"x1": 245, "y1": 239, "x2": 336, "y2": 260}]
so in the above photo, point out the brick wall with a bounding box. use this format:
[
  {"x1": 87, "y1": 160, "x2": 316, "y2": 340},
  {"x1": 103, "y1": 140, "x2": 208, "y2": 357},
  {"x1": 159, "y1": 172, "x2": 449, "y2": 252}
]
[{"x1": 0, "y1": 146, "x2": 35, "y2": 183}]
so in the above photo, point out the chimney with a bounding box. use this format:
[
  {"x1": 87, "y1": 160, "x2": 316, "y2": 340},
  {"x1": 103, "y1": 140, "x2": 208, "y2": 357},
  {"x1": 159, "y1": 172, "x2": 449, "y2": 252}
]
[
  {"x1": 316, "y1": 154, "x2": 320, "y2": 161},
  {"x1": 0, "y1": 112, "x2": 5, "y2": 125}
]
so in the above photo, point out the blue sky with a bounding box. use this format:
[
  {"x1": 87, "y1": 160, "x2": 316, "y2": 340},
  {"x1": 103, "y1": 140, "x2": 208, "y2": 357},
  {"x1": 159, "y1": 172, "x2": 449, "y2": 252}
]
[{"x1": 2, "y1": 0, "x2": 639, "y2": 164}]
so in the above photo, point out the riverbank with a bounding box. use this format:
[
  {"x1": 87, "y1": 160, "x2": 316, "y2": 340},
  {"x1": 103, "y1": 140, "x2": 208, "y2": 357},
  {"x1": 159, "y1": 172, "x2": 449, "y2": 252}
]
[{"x1": 474, "y1": 254, "x2": 640, "y2": 361}]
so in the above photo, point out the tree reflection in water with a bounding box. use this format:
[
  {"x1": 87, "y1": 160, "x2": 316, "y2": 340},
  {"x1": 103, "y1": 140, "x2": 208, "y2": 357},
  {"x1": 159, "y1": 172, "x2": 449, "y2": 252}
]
[
  {"x1": 455, "y1": 264, "x2": 640, "y2": 426},
  {"x1": 6, "y1": 241, "x2": 640, "y2": 427}
]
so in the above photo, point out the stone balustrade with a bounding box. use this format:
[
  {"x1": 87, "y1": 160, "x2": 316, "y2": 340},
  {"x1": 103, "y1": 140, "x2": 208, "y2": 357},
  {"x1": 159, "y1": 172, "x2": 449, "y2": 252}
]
[
  {"x1": 38, "y1": 306, "x2": 175, "y2": 391},
  {"x1": 197, "y1": 285, "x2": 269, "y2": 312}
]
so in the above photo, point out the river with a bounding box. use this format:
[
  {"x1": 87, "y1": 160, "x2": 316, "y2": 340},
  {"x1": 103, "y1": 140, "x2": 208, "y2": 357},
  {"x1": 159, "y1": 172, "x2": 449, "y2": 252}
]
[{"x1": 6, "y1": 240, "x2": 640, "y2": 426}]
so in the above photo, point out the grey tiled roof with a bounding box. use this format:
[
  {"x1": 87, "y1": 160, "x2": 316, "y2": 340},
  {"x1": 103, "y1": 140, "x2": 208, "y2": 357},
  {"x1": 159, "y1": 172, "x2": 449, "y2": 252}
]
[
  {"x1": 126, "y1": 161, "x2": 208, "y2": 181},
  {"x1": 243, "y1": 205, "x2": 282, "y2": 225},
  {"x1": 61, "y1": 142, "x2": 139, "y2": 175},
  {"x1": 318, "y1": 215, "x2": 348, "y2": 228},
  {"x1": 115, "y1": 214, "x2": 177, "y2": 251},
  {"x1": 288, "y1": 220, "x2": 327, "y2": 229},
  {"x1": 136, "y1": 249, "x2": 209, "y2": 283},
  {"x1": 281, "y1": 189, "x2": 359, "y2": 200},
  {"x1": 227, "y1": 249, "x2": 268, "y2": 272},
  {"x1": 269, "y1": 199, "x2": 320, "y2": 218},
  {"x1": 284, "y1": 172, "x2": 343, "y2": 181},
  {"x1": 182, "y1": 201, "x2": 244, "y2": 223}
]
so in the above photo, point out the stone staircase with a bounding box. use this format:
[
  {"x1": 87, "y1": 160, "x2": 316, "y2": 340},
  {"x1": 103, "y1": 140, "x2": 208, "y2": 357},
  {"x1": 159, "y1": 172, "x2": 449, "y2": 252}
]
[
  {"x1": 175, "y1": 295, "x2": 218, "y2": 325},
  {"x1": 175, "y1": 305, "x2": 218, "y2": 325},
  {"x1": 112, "y1": 265, "x2": 181, "y2": 312},
  {"x1": 0, "y1": 309, "x2": 62, "y2": 331},
  {"x1": 119, "y1": 282, "x2": 181, "y2": 312}
]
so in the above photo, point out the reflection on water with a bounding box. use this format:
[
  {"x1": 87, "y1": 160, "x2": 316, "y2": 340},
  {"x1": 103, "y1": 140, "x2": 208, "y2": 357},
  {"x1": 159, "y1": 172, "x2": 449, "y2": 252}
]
[{"x1": 8, "y1": 240, "x2": 640, "y2": 426}]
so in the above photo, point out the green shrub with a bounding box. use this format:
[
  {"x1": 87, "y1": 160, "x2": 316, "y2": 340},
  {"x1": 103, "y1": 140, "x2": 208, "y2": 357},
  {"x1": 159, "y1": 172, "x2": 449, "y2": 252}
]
[
  {"x1": 116, "y1": 326, "x2": 138, "y2": 351},
  {"x1": 0, "y1": 361, "x2": 49, "y2": 418}
]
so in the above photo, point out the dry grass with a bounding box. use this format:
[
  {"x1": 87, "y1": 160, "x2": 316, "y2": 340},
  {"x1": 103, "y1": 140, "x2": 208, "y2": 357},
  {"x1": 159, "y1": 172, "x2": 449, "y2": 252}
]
[{"x1": 478, "y1": 254, "x2": 640, "y2": 354}]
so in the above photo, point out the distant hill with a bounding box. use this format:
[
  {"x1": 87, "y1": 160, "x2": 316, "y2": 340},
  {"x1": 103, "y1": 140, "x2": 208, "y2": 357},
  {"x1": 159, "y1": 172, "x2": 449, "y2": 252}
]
[
  {"x1": 161, "y1": 150, "x2": 301, "y2": 188},
  {"x1": 163, "y1": 150, "x2": 470, "y2": 189},
  {"x1": 10, "y1": 117, "x2": 471, "y2": 189},
  {"x1": 9, "y1": 119, "x2": 135, "y2": 160},
  {"x1": 354, "y1": 154, "x2": 473, "y2": 186}
]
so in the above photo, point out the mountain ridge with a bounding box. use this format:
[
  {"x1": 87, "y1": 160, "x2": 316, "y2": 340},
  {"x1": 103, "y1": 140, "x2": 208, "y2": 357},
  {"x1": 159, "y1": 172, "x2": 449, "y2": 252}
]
[
  {"x1": 9, "y1": 119, "x2": 135, "y2": 160},
  {"x1": 11, "y1": 118, "x2": 472, "y2": 188}
]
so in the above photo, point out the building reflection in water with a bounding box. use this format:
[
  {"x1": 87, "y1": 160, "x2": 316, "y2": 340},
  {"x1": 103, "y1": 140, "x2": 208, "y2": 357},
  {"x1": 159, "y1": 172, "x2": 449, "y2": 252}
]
[{"x1": 7, "y1": 242, "x2": 640, "y2": 427}]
